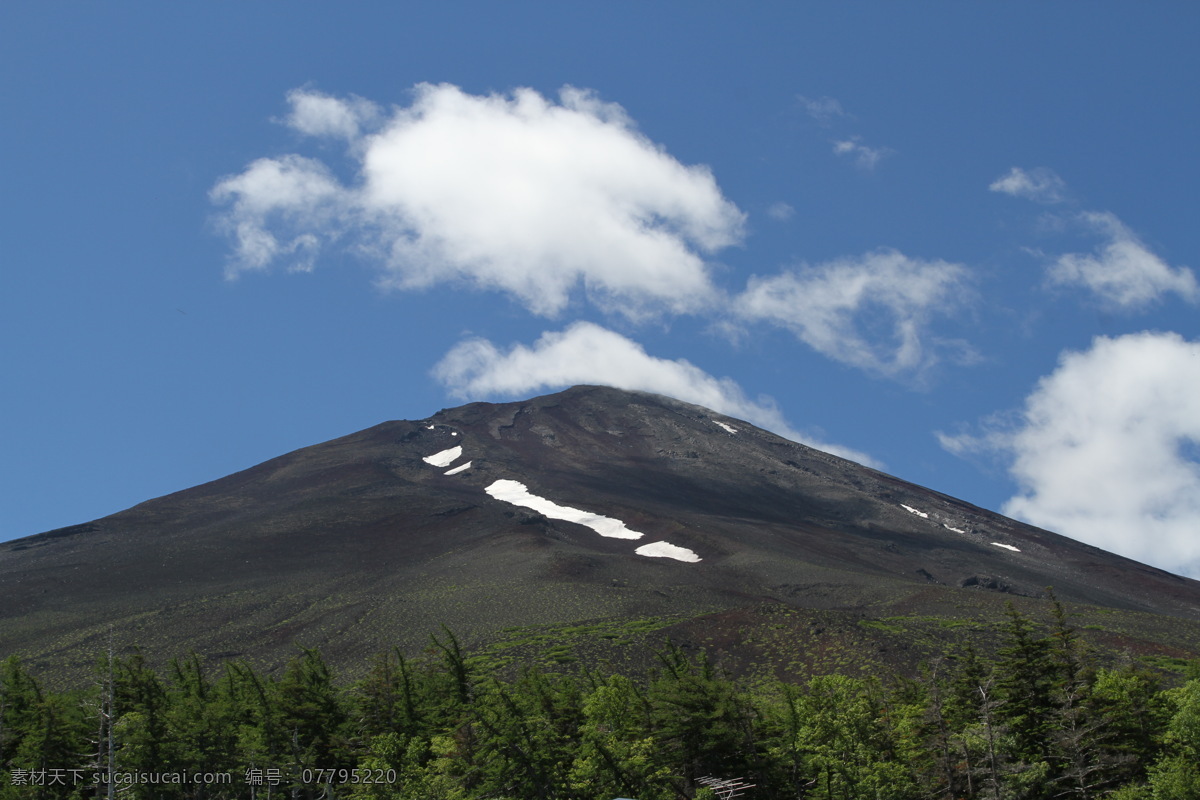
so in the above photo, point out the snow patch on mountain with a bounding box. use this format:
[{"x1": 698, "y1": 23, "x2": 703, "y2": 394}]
[
  {"x1": 485, "y1": 479, "x2": 644, "y2": 540},
  {"x1": 991, "y1": 542, "x2": 1021, "y2": 552},
  {"x1": 423, "y1": 446, "x2": 463, "y2": 467},
  {"x1": 636, "y1": 541, "x2": 702, "y2": 562},
  {"x1": 714, "y1": 421, "x2": 738, "y2": 434},
  {"x1": 901, "y1": 504, "x2": 929, "y2": 518},
  {"x1": 445, "y1": 461, "x2": 472, "y2": 476}
]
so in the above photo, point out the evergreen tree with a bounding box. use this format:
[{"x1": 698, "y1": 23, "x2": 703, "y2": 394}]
[
  {"x1": 429, "y1": 628, "x2": 473, "y2": 716},
  {"x1": 754, "y1": 683, "x2": 816, "y2": 800},
  {"x1": 570, "y1": 673, "x2": 668, "y2": 800},
  {"x1": 646, "y1": 645, "x2": 756, "y2": 790},
  {"x1": 781, "y1": 673, "x2": 919, "y2": 800},
  {"x1": 272, "y1": 648, "x2": 353, "y2": 797},
  {"x1": 164, "y1": 654, "x2": 240, "y2": 799},
  {"x1": 217, "y1": 661, "x2": 284, "y2": 785},
  {"x1": 12, "y1": 693, "x2": 87, "y2": 800},
  {"x1": 3, "y1": 624, "x2": 1198, "y2": 800},
  {"x1": 1146, "y1": 678, "x2": 1200, "y2": 800},
  {"x1": 915, "y1": 659, "x2": 965, "y2": 800},
  {"x1": 470, "y1": 669, "x2": 583, "y2": 799},
  {"x1": 995, "y1": 604, "x2": 1055, "y2": 772},
  {"x1": 355, "y1": 649, "x2": 424, "y2": 740},
  {"x1": 0, "y1": 658, "x2": 42, "y2": 772},
  {"x1": 1088, "y1": 664, "x2": 1167, "y2": 787},
  {"x1": 111, "y1": 650, "x2": 169, "y2": 778},
  {"x1": 1045, "y1": 591, "x2": 1110, "y2": 800}
]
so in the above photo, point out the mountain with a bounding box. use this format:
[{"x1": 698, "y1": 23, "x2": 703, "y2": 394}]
[{"x1": 3, "y1": 385, "x2": 1199, "y2": 683}]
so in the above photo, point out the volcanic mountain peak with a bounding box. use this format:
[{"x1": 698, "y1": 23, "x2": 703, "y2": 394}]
[{"x1": 3, "y1": 384, "x2": 1199, "y2": 681}]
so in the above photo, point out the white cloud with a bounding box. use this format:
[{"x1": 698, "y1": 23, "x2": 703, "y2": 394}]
[
  {"x1": 935, "y1": 428, "x2": 996, "y2": 459},
  {"x1": 735, "y1": 249, "x2": 975, "y2": 379},
  {"x1": 797, "y1": 95, "x2": 848, "y2": 124},
  {"x1": 767, "y1": 202, "x2": 795, "y2": 221},
  {"x1": 432, "y1": 321, "x2": 880, "y2": 466},
  {"x1": 208, "y1": 155, "x2": 349, "y2": 276},
  {"x1": 944, "y1": 332, "x2": 1200, "y2": 577},
  {"x1": 1049, "y1": 211, "x2": 1198, "y2": 308},
  {"x1": 282, "y1": 88, "x2": 381, "y2": 140},
  {"x1": 832, "y1": 137, "x2": 891, "y2": 170},
  {"x1": 988, "y1": 170, "x2": 1195, "y2": 307},
  {"x1": 989, "y1": 167, "x2": 1066, "y2": 204},
  {"x1": 211, "y1": 84, "x2": 745, "y2": 318}
]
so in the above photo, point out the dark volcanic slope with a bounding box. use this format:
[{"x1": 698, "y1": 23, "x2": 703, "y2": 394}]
[{"x1": 3, "y1": 385, "x2": 1199, "y2": 679}]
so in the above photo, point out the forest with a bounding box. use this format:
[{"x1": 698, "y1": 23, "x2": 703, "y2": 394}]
[{"x1": 1, "y1": 601, "x2": 1198, "y2": 800}]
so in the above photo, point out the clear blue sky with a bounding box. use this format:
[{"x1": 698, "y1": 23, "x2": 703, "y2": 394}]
[{"x1": 3, "y1": 3, "x2": 1199, "y2": 576}]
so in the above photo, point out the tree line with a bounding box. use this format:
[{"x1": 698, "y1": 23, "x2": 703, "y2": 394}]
[{"x1": 1, "y1": 601, "x2": 1198, "y2": 800}]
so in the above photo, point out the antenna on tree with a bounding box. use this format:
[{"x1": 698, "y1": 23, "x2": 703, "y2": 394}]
[{"x1": 697, "y1": 776, "x2": 756, "y2": 799}]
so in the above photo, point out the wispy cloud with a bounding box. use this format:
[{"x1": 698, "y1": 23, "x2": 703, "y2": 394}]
[
  {"x1": 832, "y1": 137, "x2": 892, "y2": 170},
  {"x1": 767, "y1": 201, "x2": 795, "y2": 221},
  {"x1": 211, "y1": 84, "x2": 745, "y2": 319},
  {"x1": 796, "y1": 95, "x2": 849, "y2": 125},
  {"x1": 433, "y1": 321, "x2": 880, "y2": 466},
  {"x1": 989, "y1": 166, "x2": 1066, "y2": 204},
  {"x1": 940, "y1": 332, "x2": 1200, "y2": 577},
  {"x1": 989, "y1": 168, "x2": 1196, "y2": 309},
  {"x1": 735, "y1": 249, "x2": 975, "y2": 380},
  {"x1": 1049, "y1": 211, "x2": 1198, "y2": 309}
]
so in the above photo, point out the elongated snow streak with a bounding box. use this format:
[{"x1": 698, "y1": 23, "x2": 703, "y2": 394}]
[
  {"x1": 901, "y1": 504, "x2": 929, "y2": 518},
  {"x1": 943, "y1": 524, "x2": 966, "y2": 534},
  {"x1": 423, "y1": 446, "x2": 463, "y2": 467},
  {"x1": 485, "y1": 479, "x2": 643, "y2": 540},
  {"x1": 714, "y1": 421, "x2": 738, "y2": 434},
  {"x1": 635, "y1": 541, "x2": 702, "y2": 562},
  {"x1": 991, "y1": 542, "x2": 1021, "y2": 552},
  {"x1": 444, "y1": 461, "x2": 472, "y2": 476}
]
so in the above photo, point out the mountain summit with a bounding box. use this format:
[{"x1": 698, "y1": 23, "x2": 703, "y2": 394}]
[{"x1": 4, "y1": 385, "x2": 1199, "y2": 679}]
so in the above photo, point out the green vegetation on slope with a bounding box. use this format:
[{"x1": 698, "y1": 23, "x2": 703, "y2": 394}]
[{"x1": 1, "y1": 603, "x2": 1199, "y2": 800}]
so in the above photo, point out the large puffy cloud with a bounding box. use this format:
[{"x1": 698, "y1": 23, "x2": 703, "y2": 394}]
[
  {"x1": 211, "y1": 84, "x2": 745, "y2": 318},
  {"x1": 943, "y1": 332, "x2": 1200, "y2": 577},
  {"x1": 1049, "y1": 212, "x2": 1198, "y2": 309},
  {"x1": 432, "y1": 321, "x2": 879, "y2": 466},
  {"x1": 735, "y1": 249, "x2": 974, "y2": 379}
]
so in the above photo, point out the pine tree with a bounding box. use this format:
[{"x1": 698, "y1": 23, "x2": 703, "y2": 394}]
[
  {"x1": 570, "y1": 672, "x2": 667, "y2": 800},
  {"x1": 429, "y1": 627, "x2": 472, "y2": 713},
  {"x1": 109, "y1": 649, "x2": 170, "y2": 797},
  {"x1": 917, "y1": 658, "x2": 966, "y2": 800},
  {"x1": 218, "y1": 661, "x2": 283, "y2": 787},
  {"x1": 165, "y1": 653, "x2": 241, "y2": 799},
  {"x1": 273, "y1": 648, "x2": 353, "y2": 796},
  {"x1": 12, "y1": 693, "x2": 87, "y2": 800},
  {"x1": 995, "y1": 603, "x2": 1055, "y2": 768},
  {"x1": 1087, "y1": 664, "x2": 1167, "y2": 788},
  {"x1": 646, "y1": 645, "x2": 756, "y2": 790},
  {"x1": 0, "y1": 657, "x2": 42, "y2": 771}
]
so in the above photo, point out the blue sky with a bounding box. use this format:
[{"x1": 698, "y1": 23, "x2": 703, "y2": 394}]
[{"x1": 3, "y1": 3, "x2": 1199, "y2": 576}]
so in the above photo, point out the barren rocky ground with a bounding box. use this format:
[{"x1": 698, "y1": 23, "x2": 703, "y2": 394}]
[{"x1": 3, "y1": 385, "x2": 1198, "y2": 684}]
